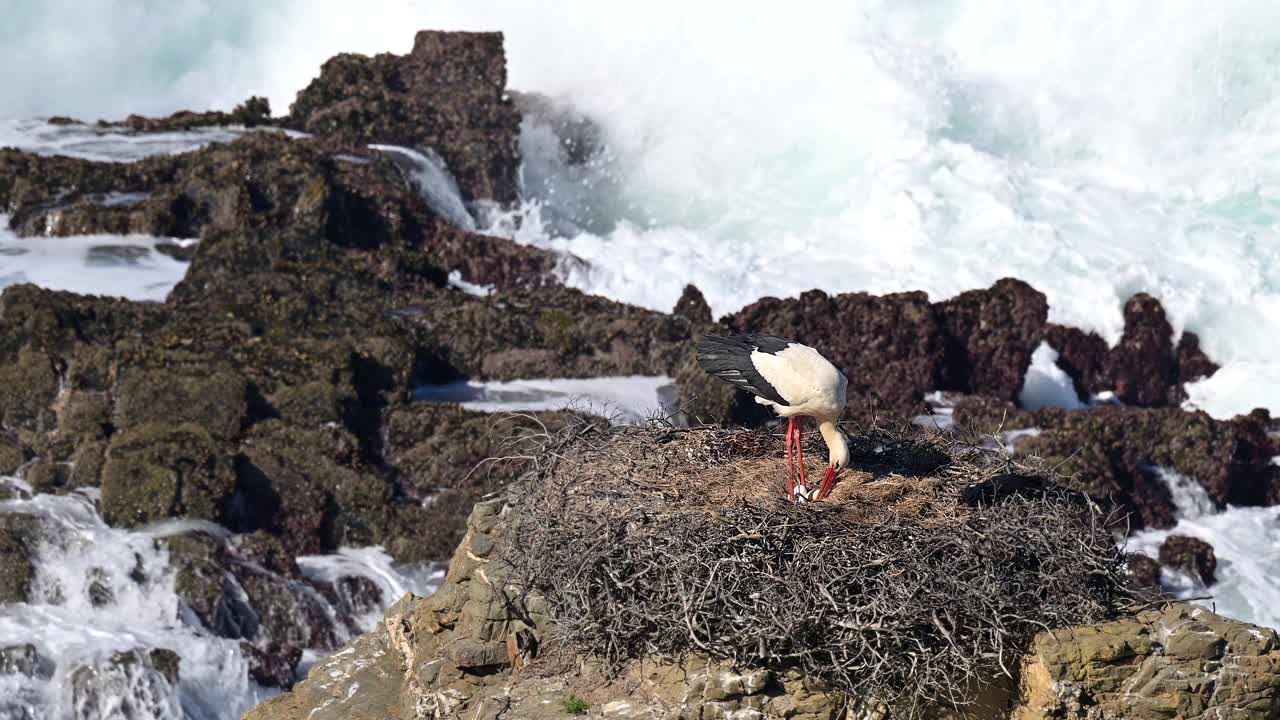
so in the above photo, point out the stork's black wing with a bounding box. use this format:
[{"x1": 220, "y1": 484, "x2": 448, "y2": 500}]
[{"x1": 695, "y1": 334, "x2": 793, "y2": 407}]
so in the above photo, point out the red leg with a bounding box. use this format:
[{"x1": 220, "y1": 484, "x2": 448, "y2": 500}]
[
  {"x1": 795, "y1": 418, "x2": 808, "y2": 492},
  {"x1": 785, "y1": 417, "x2": 795, "y2": 500}
]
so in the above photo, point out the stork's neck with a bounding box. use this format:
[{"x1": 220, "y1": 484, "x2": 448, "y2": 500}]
[{"x1": 818, "y1": 420, "x2": 849, "y2": 470}]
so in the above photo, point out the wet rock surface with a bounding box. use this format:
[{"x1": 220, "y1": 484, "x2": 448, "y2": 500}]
[
  {"x1": 0, "y1": 512, "x2": 39, "y2": 603},
  {"x1": 952, "y1": 400, "x2": 1278, "y2": 530},
  {"x1": 1158, "y1": 534, "x2": 1218, "y2": 586},
  {"x1": 286, "y1": 31, "x2": 521, "y2": 206},
  {"x1": 67, "y1": 648, "x2": 182, "y2": 720}
]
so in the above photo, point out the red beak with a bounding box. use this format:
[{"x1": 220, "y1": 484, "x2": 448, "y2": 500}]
[{"x1": 816, "y1": 466, "x2": 838, "y2": 500}]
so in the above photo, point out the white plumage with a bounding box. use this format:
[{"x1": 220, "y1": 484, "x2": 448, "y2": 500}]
[{"x1": 696, "y1": 334, "x2": 850, "y2": 500}]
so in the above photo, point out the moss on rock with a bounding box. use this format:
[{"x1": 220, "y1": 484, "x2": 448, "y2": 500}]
[
  {"x1": 0, "y1": 513, "x2": 39, "y2": 603},
  {"x1": 100, "y1": 423, "x2": 234, "y2": 527}
]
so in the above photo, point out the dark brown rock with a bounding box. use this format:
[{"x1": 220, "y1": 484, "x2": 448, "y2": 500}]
[
  {"x1": 0, "y1": 513, "x2": 39, "y2": 603},
  {"x1": 1043, "y1": 324, "x2": 1109, "y2": 403},
  {"x1": 1126, "y1": 553, "x2": 1163, "y2": 597},
  {"x1": 673, "y1": 284, "x2": 713, "y2": 325},
  {"x1": 1159, "y1": 535, "x2": 1217, "y2": 585},
  {"x1": 287, "y1": 31, "x2": 521, "y2": 206},
  {"x1": 412, "y1": 285, "x2": 696, "y2": 382},
  {"x1": 1176, "y1": 330, "x2": 1219, "y2": 385},
  {"x1": 956, "y1": 405, "x2": 1275, "y2": 531},
  {"x1": 0, "y1": 131, "x2": 556, "y2": 292},
  {"x1": 97, "y1": 96, "x2": 274, "y2": 132},
  {"x1": 1105, "y1": 293, "x2": 1179, "y2": 406},
  {"x1": 934, "y1": 277, "x2": 1048, "y2": 401},
  {"x1": 240, "y1": 641, "x2": 303, "y2": 690},
  {"x1": 383, "y1": 404, "x2": 602, "y2": 561}
]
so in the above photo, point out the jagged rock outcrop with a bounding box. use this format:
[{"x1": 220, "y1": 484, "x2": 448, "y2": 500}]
[
  {"x1": 952, "y1": 400, "x2": 1278, "y2": 529},
  {"x1": 287, "y1": 31, "x2": 522, "y2": 206},
  {"x1": 1015, "y1": 604, "x2": 1280, "y2": 719},
  {"x1": 1046, "y1": 295, "x2": 1219, "y2": 406},
  {"x1": 0, "y1": 129, "x2": 556, "y2": 292},
  {"x1": 672, "y1": 284, "x2": 713, "y2": 325}
]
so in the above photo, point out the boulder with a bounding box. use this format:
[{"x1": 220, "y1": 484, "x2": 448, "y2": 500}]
[
  {"x1": 1158, "y1": 534, "x2": 1217, "y2": 586},
  {"x1": 1126, "y1": 553, "x2": 1163, "y2": 598}
]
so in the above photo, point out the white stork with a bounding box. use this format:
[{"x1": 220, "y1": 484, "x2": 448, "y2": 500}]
[{"x1": 696, "y1": 334, "x2": 850, "y2": 501}]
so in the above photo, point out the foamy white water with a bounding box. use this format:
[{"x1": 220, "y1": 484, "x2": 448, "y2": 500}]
[
  {"x1": 0, "y1": 118, "x2": 248, "y2": 162},
  {"x1": 370, "y1": 144, "x2": 477, "y2": 231},
  {"x1": 0, "y1": 217, "x2": 192, "y2": 302},
  {"x1": 1018, "y1": 342, "x2": 1086, "y2": 412},
  {"x1": 414, "y1": 375, "x2": 676, "y2": 424},
  {"x1": 0, "y1": 482, "x2": 440, "y2": 720},
  {"x1": 1129, "y1": 465, "x2": 1280, "y2": 630}
]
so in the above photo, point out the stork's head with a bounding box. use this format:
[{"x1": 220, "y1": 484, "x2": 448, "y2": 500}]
[{"x1": 818, "y1": 420, "x2": 849, "y2": 471}]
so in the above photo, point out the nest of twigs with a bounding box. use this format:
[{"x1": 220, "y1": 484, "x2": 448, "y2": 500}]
[{"x1": 499, "y1": 419, "x2": 1130, "y2": 718}]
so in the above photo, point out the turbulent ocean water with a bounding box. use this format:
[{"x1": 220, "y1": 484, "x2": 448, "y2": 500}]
[{"x1": 3, "y1": 1, "x2": 1280, "y2": 716}]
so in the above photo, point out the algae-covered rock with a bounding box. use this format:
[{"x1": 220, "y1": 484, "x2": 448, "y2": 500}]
[
  {"x1": 952, "y1": 403, "x2": 1277, "y2": 530},
  {"x1": 287, "y1": 31, "x2": 521, "y2": 206},
  {"x1": 114, "y1": 368, "x2": 247, "y2": 440},
  {"x1": 100, "y1": 423, "x2": 235, "y2": 526},
  {"x1": 0, "y1": 348, "x2": 60, "y2": 436},
  {"x1": 0, "y1": 435, "x2": 25, "y2": 476},
  {"x1": 0, "y1": 513, "x2": 39, "y2": 603}
]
